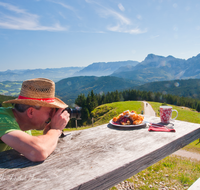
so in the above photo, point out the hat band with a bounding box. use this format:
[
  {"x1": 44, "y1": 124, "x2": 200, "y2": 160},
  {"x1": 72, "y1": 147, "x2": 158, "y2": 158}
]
[{"x1": 18, "y1": 95, "x2": 55, "y2": 103}]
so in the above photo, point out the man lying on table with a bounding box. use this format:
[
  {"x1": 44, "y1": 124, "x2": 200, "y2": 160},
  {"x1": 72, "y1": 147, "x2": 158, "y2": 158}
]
[{"x1": 0, "y1": 78, "x2": 70, "y2": 162}]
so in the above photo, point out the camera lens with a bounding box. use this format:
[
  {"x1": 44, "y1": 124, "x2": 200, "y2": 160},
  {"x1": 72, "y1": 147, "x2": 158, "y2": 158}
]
[{"x1": 65, "y1": 107, "x2": 81, "y2": 119}]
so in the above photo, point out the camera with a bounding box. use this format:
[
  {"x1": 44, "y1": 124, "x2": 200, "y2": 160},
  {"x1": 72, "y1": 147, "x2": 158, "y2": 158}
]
[
  {"x1": 60, "y1": 107, "x2": 81, "y2": 138},
  {"x1": 65, "y1": 107, "x2": 81, "y2": 119}
]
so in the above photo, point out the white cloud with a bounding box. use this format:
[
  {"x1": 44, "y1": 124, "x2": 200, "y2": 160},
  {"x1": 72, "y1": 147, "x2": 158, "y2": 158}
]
[
  {"x1": 98, "y1": 8, "x2": 130, "y2": 25},
  {"x1": 118, "y1": 3, "x2": 125, "y2": 12},
  {"x1": 49, "y1": 1, "x2": 82, "y2": 20},
  {"x1": 0, "y1": 2, "x2": 26, "y2": 14},
  {"x1": 0, "y1": 2, "x2": 67, "y2": 31},
  {"x1": 85, "y1": 0, "x2": 146, "y2": 34},
  {"x1": 49, "y1": 1, "x2": 75, "y2": 12},
  {"x1": 107, "y1": 24, "x2": 147, "y2": 34},
  {"x1": 124, "y1": 28, "x2": 147, "y2": 34}
]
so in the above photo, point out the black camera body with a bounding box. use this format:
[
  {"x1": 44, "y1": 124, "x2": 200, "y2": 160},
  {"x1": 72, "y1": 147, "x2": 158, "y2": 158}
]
[
  {"x1": 65, "y1": 107, "x2": 81, "y2": 119},
  {"x1": 60, "y1": 107, "x2": 81, "y2": 138}
]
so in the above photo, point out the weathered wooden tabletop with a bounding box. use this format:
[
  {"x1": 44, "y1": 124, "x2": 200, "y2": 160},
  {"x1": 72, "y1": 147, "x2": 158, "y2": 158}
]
[{"x1": 0, "y1": 116, "x2": 200, "y2": 190}]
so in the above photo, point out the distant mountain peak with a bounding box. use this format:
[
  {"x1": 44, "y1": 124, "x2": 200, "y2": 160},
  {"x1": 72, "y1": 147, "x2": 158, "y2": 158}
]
[
  {"x1": 167, "y1": 55, "x2": 175, "y2": 59},
  {"x1": 196, "y1": 53, "x2": 200, "y2": 58},
  {"x1": 144, "y1": 54, "x2": 164, "y2": 61}
]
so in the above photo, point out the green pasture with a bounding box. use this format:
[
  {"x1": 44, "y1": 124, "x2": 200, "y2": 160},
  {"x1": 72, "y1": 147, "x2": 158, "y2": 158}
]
[
  {"x1": 110, "y1": 155, "x2": 200, "y2": 190},
  {"x1": 150, "y1": 101, "x2": 200, "y2": 123}
]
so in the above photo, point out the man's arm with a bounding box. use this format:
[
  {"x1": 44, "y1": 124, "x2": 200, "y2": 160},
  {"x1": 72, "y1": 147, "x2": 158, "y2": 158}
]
[
  {"x1": 1, "y1": 129, "x2": 61, "y2": 162},
  {"x1": 1, "y1": 109, "x2": 70, "y2": 162}
]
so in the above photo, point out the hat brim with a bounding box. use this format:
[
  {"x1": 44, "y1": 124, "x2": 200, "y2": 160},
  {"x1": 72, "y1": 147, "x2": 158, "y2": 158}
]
[{"x1": 3, "y1": 97, "x2": 68, "y2": 109}]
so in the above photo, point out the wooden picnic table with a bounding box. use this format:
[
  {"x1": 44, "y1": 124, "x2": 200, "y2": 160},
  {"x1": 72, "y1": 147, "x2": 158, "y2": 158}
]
[{"x1": 0, "y1": 116, "x2": 200, "y2": 190}]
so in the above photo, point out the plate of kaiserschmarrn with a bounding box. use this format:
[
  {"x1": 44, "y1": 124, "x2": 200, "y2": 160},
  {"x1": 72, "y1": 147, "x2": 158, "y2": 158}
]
[{"x1": 109, "y1": 110, "x2": 146, "y2": 127}]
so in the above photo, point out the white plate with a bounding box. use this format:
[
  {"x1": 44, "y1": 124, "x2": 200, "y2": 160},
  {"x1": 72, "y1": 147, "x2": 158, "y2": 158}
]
[{"x1": 109, "y1": 119, "x2": 146, "y2": 127}]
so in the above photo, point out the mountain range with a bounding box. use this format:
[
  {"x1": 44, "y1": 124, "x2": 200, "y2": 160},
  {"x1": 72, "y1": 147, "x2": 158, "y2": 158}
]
[
  {"x1": 111, "y1": 53, "x2": 200, "y2": 82},
  {"x1": 1, "y1": 53, "x2": 200, "y2": 83},
  {"x1": 0, "y1": 67, "x2": 83, "y2": 82},
  {"x1": 73, "y1": 60, "x2": 139, "y2": 76},
  {"x1": 1, "y1": 53, "x2": 200, "y2": 105}
]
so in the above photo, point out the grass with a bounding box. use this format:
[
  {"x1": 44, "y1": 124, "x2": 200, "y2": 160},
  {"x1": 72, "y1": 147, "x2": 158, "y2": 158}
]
[
  {"x1": 111, "y1": 156, "x2": 200, "y2": 190},
  {"x1": 182, "y1": 139, "x2": 200, "y2": 153},
  {"x1": 150, "y1": 101, "x2": 200, "y2": 123}
]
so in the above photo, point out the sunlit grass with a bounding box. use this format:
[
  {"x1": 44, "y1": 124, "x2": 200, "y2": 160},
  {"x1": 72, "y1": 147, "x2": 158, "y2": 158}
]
[
  {"x1": 150, "y1": 101, "x2": 200, "y2": 123},
  {"x1": 183, "y1": 139, "x2": 200, "y2": 153},
  {"x1": 111, "y1": 156, "x2": 200, "y2": 190},
  {"x1": 91, "y1": 101, "x2": 143, "y2": 126}
]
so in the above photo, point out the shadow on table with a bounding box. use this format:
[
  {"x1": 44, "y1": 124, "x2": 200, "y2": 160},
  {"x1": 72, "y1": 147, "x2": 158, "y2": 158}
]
[
  {"x1": 107, "y1": 123, "x2": 147, "y2": 131},
  {"x1": 0, "y1": 149, "x2": 43, "y2": 169}
]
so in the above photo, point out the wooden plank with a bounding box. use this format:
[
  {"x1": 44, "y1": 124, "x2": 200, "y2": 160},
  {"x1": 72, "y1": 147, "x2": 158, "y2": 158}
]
[{"x1": 0, "y1": 116, "x2": 200, "y2": 190}]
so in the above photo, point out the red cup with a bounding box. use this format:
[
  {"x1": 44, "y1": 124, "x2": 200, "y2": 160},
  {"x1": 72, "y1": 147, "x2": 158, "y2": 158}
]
[{"x1": 160, "y1": 106, "x2": 178, "y2": 123}]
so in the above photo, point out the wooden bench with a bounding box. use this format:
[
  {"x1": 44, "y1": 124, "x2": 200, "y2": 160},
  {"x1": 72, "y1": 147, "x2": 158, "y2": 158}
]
[{"x1": 0, "y1": 116, "x2": 200, "y2": 190}]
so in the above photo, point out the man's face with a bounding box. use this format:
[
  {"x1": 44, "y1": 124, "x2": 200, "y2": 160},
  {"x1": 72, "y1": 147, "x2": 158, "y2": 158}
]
[{"x1": 32, "y1": 107, "x2": 54, "y2": 130}]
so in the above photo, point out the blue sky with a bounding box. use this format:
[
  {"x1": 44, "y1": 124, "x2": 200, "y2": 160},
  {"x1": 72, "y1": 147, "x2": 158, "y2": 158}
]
[{"x1": 0, "y1": 0, "x2": 200, "y2": 71}]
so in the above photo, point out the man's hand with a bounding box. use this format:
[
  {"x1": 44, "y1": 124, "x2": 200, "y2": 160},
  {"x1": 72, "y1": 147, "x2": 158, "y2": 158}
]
[{"x1": 50, "y1": 108, "x2": 70, "y2": 131}]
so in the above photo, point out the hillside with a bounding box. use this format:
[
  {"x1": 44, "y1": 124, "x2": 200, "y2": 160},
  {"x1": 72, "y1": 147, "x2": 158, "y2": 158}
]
[
  {"x1": 134, "y1": 78, "x2": 200, "y2": 99},
  {"x1": 0, "y1": 94, "x2": 15, "y2": 107},
  {"x1": 0, "y1": 81, "x2": 22, "y2": 96},
  {"x1": 55, "y1": 76, "x2": 141, "y2": 105}
]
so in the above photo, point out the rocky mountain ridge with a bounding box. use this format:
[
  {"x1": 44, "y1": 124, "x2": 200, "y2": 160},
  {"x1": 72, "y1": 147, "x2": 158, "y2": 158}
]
[
  {"x1": 111, "y1": 53, "x2": 200, "y2": 82},
  {"x1": 1, "y1": 53, "x2": 200, "y2": 83}
]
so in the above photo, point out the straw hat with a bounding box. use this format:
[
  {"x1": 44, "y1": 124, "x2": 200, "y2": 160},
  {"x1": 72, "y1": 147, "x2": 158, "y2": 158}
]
[{"x1": 3, "y1": 78, "x2": 68, "y2": 108}]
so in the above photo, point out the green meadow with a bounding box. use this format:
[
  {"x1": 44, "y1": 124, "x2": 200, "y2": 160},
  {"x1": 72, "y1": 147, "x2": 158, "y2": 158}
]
[{"x1": 110, "y1": 155, "x2": 200, "y2": 190}]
